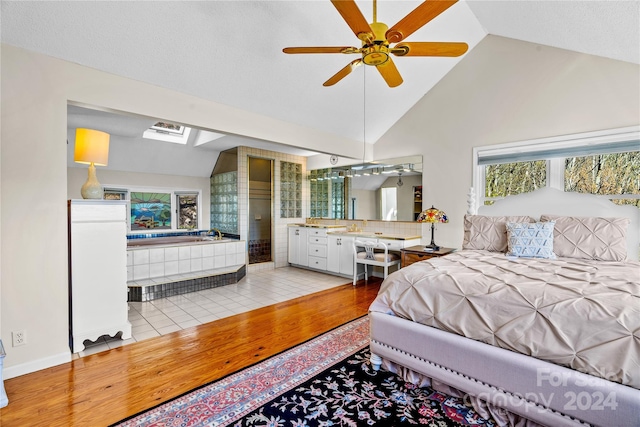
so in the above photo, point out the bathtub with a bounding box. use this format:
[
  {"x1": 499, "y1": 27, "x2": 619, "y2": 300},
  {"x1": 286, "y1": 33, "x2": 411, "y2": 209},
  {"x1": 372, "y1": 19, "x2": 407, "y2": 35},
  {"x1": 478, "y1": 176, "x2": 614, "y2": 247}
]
[{"x1": 127, "y1": 235, "x2": 229, "y2": 247}]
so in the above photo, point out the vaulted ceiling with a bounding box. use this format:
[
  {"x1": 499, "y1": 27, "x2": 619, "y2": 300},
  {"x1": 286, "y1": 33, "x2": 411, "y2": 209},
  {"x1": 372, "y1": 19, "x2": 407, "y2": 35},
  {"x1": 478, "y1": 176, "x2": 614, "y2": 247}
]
[{"x1": 2, "y1": 1, "x2": 638, "y2": 177}]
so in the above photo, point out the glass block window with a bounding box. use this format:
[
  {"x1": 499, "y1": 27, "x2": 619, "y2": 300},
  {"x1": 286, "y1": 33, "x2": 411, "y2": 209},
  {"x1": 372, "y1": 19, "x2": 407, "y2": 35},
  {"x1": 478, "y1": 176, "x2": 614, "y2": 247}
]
[
  {"x1": 210, "y1": 171, "x2": 238, "y2": 234},
  {"x1": 280, "y1": 161, "x2": 302, "y2": 218},
  {"x1": 309, "y1": 169, "x2": 329, "y2": 218},
  {"x1": 331, "y1": 179, "x2": 345, "y2": 219}
]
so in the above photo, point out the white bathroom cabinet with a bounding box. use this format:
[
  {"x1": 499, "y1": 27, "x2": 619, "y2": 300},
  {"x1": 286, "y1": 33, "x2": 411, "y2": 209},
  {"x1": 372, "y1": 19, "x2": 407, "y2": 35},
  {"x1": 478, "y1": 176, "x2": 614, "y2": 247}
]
[
  {"x1": 327, "y1": 235, "x2": 354, "y2": 276},
  {"x1": 68, "y1": 200, "x2": 132, "y2": 353},
  {"x1": 287, "y1": 226, "x2": 309, "y2": 267}
]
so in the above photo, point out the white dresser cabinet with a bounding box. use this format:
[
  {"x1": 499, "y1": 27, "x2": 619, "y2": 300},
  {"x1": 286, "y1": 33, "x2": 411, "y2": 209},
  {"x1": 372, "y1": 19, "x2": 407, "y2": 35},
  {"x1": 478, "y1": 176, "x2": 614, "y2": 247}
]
[
  {"x1": 327, "y1": 235, "x2": 354, "y2": 276},
  {"x1": 68, "y1": 200, "x2": 132, "y2": 353}
]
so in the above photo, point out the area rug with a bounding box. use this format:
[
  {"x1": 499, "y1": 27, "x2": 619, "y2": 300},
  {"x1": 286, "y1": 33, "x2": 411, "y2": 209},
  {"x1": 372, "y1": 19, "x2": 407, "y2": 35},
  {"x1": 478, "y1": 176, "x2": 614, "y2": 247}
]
[{"x1": 114, "y1": 316, "x2": 496, "y2": 426}]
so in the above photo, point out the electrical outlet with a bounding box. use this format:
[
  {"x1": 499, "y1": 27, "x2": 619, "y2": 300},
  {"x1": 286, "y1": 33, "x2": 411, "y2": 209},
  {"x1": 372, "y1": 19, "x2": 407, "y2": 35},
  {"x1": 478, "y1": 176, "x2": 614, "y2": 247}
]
[{"x1": 12, "y1": 330, "x2": 26, "y2": 347}]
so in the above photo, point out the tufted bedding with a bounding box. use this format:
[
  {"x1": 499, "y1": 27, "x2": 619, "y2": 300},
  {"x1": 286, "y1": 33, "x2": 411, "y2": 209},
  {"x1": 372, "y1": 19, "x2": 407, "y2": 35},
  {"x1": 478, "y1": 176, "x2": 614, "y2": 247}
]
[{"x1": 369, "y1": 249, "x2": 640, "y2": 389}]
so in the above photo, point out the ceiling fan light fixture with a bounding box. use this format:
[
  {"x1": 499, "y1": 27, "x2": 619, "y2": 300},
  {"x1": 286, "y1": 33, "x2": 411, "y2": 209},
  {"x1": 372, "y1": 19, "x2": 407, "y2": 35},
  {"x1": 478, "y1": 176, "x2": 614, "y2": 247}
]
[{"x1": 362, "y1": 44, "x2": 390, "y2": 66}]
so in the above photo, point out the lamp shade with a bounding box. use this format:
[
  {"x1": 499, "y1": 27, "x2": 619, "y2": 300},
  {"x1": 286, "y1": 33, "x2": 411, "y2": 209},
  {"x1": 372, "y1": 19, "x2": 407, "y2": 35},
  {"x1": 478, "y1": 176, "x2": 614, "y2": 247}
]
[
  {"x1": 417, "y1": 206, "x2": 449, "y2": 224},
  {"x1": 74, "y1": 128, "x2": 109, "y2": 166}
]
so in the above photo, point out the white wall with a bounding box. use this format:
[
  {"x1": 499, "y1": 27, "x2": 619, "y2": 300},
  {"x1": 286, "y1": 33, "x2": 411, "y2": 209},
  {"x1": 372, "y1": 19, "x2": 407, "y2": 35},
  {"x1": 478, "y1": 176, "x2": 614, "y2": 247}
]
[
  {"x1": 374, "y1": 35, "x2": 640, "y2": 249},
  {"x1": 352, "y1": 189, "x2": 376, "y2": 220},
  {"x1": 0, "y1": 44, "x2": 360, "y2": 378}
]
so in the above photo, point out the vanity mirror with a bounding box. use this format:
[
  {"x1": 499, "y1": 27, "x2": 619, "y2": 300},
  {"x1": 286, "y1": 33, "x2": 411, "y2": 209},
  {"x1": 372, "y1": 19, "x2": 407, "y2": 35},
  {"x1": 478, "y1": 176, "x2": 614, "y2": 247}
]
[{"x1": 309, "y1": 155, "x2": 422, "y2": 221}]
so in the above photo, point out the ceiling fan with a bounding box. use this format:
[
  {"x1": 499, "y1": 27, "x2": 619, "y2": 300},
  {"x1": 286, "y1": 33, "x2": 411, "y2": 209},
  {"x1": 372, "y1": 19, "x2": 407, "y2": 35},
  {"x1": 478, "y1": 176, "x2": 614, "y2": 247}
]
[{"x1": 283, "y1": 0, "x2": 468, "y2": 88}]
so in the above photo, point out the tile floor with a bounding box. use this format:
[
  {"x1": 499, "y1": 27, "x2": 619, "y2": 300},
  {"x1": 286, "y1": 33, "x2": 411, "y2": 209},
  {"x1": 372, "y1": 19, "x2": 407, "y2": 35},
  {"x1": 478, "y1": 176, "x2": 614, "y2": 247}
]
[{"x1": 75, "y1": 267, "x2": 349, "y2": 358}]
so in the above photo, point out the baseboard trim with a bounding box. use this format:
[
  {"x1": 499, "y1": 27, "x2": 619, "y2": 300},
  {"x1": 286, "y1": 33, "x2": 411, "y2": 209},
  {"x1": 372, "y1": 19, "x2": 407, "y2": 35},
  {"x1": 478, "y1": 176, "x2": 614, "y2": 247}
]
[{"x1": 3, "y1": 351, "x2": 72, "y2": 379}]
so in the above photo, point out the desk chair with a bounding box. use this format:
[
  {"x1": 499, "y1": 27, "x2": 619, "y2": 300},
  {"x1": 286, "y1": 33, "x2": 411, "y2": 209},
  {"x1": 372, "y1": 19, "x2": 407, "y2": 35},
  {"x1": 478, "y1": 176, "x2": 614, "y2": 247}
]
[{"x1": 353, "y1": 239, "x2": 400, "y2": 286}]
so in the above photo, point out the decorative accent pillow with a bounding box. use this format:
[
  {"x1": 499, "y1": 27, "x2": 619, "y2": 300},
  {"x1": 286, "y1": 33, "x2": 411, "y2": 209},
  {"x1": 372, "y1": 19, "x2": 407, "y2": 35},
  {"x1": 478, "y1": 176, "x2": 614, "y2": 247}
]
[
  {"x1": 463, "y1": 215, "x2": 535, "y2": 252},
  {"x1": 540, "y1": 215, "x2": 629, "y2": 261},
  {"x1": 506, "y1": 221, "x2": 556, "y2": 259}
]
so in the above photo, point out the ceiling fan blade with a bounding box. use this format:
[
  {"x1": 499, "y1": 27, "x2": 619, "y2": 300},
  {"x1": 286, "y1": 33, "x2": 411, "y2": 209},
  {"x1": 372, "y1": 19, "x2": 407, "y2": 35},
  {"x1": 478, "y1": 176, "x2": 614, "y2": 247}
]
[
  {"x1": 391, "y1": 41, "x2": 468, "y2": 57},
  {"x1": 283, "y1": 46, "x2": 358, "y2": 54},
  {"x1": 330, "y1": 0, "x2": 374, "y2": 42},
  {"x1": 376, "y1": 57, "x2": 403, "y2": 88},
  {"x1": 323, "y1": 59, "x2": 362, "y2": 86},
  {"x1": 386, "y1": 0, "x2": 458, "y2": 44}
]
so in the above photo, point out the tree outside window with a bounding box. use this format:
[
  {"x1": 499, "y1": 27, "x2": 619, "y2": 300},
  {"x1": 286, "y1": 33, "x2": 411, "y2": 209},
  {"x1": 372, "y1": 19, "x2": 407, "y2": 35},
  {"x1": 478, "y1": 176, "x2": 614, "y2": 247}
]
[
  {"x1": 177, "y1": 194, "x2": 198, "y2": 229},
  {"x1": 565, "y1": 152, "x2": 640, "y2": 208},
  {"x1": 484, "y1": 160, "x2": 546, "y2": 204}
]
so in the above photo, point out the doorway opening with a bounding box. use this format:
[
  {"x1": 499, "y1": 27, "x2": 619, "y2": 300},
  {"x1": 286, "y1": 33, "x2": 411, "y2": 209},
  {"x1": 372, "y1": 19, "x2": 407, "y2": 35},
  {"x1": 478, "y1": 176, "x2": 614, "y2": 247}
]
[
  {"x1": 381, "y1": 187, "x2": 398, "y2": 221},
  {"x1": 248, "y1": 157, "x2": 273, "y2": 264}
]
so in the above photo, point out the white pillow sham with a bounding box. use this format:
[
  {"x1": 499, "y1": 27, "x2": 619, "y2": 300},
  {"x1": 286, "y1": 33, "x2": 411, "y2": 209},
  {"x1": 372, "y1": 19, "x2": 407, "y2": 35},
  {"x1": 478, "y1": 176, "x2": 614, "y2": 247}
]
[
  {"x1": 463, "y1": 215, "x2": 535, "y2": 252},
  {"x1": 540, "y1": 214, "x2": 629, "y2": 261}
]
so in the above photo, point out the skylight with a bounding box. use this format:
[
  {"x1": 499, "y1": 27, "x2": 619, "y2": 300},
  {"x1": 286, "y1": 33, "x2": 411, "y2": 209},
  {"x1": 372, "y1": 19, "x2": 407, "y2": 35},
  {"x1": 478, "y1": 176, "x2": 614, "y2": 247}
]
[{"x1": 143, "y1": 121, "x2": 192, "y2": 144}]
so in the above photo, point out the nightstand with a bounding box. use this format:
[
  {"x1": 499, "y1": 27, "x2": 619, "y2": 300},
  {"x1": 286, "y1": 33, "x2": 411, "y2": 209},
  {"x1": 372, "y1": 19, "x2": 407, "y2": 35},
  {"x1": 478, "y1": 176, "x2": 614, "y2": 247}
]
[{"x1": 401, "y1": 246, "x2": 455, "y2": 268}]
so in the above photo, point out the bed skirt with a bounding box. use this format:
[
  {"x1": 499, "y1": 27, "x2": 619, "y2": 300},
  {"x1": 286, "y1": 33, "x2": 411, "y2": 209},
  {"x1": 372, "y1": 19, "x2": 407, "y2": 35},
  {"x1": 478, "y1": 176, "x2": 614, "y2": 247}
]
[{"x1": 369, "y1": 312, "x2": 640, "y2": 427}]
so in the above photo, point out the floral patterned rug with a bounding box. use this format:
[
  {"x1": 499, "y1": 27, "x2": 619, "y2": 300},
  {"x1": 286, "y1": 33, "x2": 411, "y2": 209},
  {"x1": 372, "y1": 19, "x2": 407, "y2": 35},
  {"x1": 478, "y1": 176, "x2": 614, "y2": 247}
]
[{"x1": 113, "y1": 316, "x2": 496, "y2": 427}]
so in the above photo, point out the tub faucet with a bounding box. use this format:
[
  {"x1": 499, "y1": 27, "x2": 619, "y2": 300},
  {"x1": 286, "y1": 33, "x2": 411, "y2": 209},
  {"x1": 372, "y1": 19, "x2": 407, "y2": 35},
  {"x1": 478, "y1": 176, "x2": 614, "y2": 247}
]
[{"x1": 208, "y1": 228, "x2": 222, "y2": 240}]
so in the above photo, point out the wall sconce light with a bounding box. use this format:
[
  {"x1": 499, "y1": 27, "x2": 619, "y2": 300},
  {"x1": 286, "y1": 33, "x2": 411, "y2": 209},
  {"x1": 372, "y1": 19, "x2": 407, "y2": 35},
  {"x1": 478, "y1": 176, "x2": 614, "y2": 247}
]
[{"x1": 74, "y1": 128, "x2": 110, "y2": 199}]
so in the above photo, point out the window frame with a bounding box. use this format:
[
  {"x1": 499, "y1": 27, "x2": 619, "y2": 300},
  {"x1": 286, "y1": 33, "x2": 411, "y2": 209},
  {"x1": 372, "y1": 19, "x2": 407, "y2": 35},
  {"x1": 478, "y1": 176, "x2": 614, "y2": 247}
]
[{"x1": 472, "y1": 126, "x2": 640, "y2": 207}]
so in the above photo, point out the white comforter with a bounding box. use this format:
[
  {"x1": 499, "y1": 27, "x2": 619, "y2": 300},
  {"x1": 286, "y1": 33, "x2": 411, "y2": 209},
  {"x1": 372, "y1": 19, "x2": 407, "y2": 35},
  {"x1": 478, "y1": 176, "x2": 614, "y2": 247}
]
[{"x1": 369, "y1": 250, "x2": 640, "y2": 389}]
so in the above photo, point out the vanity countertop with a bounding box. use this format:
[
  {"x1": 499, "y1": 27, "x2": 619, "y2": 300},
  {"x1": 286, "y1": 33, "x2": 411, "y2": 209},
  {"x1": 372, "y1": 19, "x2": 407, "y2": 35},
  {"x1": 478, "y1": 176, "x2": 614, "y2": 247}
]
[
  {"x1": 327, "y1": 231, "x2": 421, "y2": 241},
  {"x1": 288, "y1": 223, "x2": 347, "y2": 229}
]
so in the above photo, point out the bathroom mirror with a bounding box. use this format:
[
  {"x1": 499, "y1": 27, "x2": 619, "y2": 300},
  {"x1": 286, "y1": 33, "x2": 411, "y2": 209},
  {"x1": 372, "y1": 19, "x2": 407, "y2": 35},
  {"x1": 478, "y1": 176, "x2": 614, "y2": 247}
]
[{"x1": 309, "y1": 155, "x2": 422, "y2": 221}]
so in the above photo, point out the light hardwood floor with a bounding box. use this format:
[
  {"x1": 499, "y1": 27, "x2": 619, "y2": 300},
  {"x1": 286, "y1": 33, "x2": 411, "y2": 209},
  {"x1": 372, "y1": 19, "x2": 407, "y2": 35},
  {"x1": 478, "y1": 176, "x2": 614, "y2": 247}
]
[{"x1": 0, "y1": 279, "x2": 382, "y2": 426}]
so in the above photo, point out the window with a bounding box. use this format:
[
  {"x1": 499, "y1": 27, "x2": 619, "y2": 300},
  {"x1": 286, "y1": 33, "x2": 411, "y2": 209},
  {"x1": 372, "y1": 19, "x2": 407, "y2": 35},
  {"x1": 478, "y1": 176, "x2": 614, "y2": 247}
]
[
  {"x1": 177, "y1": 193, "x2": 199, "y2": 229},
  {"x1": 565, "y1": 153, "x2": 640, "y2": 208},
  {"x1": 474, "y1": 126, "x2": 640, "y2": 207},
  {"x1": 142, "y1": 121, "x2": 192, "y2": 144},
  {"x1": 104, "y1": 188, "x2": 128, "y2": 200},
  {"x1": 280, "y1": 161, "x2": 302, "y2": 218},
  {"x1": 131, "y1": 192, "x2": 172, "y2": 230},
  {"x1": 331, "y1": 179, "x2": 345, "y2": 219},
  {"x1": 104, "y1": 187, "x2": 201, "y2": 231},
  {"x1": 484, "y1": 160, "x2": 546, "y2": 204},
  {"x1": 309, "y1": 169, "x2": 329, "y2": 218}
]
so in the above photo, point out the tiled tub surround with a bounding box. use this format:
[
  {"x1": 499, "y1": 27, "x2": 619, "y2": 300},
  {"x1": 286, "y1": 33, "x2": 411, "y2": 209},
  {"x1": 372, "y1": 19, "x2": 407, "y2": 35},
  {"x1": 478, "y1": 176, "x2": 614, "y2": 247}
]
[
  {"x1": 128, "y1": 265, "x2": 247, "y2": 302},
  {"x1": 127, "y1": 239, "x2": 246, "y2": 301}
]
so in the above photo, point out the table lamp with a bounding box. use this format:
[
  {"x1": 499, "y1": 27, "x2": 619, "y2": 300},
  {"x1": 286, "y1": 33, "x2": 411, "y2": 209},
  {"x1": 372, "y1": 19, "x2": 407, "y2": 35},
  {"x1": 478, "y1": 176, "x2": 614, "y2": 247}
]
[
  {"x1": 74, "y1": 128, "x2": 110, "y2": 199},
  {"x1": 417, "y1": 205, "x2": 449, "y2": 251}
]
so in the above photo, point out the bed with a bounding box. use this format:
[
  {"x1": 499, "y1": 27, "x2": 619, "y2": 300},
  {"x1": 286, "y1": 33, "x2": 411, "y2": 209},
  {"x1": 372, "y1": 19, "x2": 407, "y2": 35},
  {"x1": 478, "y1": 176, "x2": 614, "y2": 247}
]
[{"x1": 368, "y1": 187, "x2": 640, "y2": 427}]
